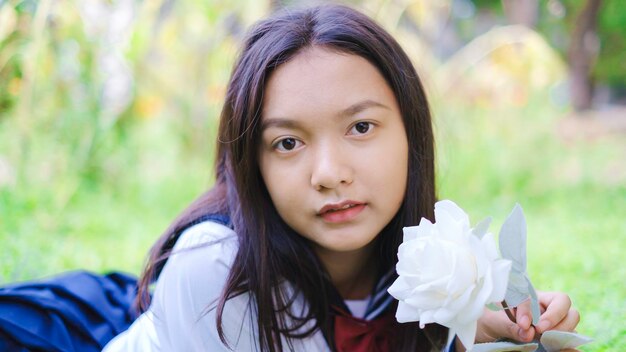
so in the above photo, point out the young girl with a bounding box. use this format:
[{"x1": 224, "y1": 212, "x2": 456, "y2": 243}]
[{"x1": 102, "y1": 4, "x2": 579, "y2": 352}]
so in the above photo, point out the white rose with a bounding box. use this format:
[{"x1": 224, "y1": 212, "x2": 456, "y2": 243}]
[{"x1": 388, "y1": 200, "x2": 511, "y2": 351}]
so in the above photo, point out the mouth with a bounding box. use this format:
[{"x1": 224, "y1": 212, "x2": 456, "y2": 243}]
[{"x1": 318, "y1": 201, "x2": 366, "y2": 223}]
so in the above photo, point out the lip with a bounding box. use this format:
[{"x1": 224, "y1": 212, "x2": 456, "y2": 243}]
[{"x1": 317, "y1": 200, "x2": 367, "y2": 223}]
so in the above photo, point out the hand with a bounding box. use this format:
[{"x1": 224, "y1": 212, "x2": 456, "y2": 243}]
[{"x1": 475, "y1": 291, "x2": 580, "y2": 344}]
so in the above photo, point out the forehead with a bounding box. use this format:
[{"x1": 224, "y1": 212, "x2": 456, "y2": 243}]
[{"x1": 262, "y1": 47, "x2": 397, "y2": 121}]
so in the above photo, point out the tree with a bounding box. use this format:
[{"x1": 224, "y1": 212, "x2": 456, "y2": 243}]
[
  {"x1": 501, "y1": 0, "x2": 539, "y2": 28},
  {"x1": 568, "y1": 0, "x2": 602, "y2": 111}
]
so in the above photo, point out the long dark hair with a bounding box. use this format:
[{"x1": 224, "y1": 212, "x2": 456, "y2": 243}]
[{"x1": 136, "y1": 4, "x2": 445, "y2": 351}]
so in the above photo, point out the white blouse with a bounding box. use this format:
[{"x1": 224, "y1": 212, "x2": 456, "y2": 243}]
[{"x1": 103, "y1": 221, "x2": 330, "y2": 351}]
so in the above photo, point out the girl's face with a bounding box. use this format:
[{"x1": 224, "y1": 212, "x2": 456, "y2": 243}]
[{"x1": 259, "y1": 47, "x2": 408, "y2": 259}]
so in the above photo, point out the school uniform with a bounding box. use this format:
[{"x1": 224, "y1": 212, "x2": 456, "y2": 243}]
[
  {"x1": 103, "y1": 220, "x2": 331, "y2": 351},
  {"x1": 1, "y1": 217, "x2": 454, "y2": 351},
  {"x1": 104, "y1": 219, "x2": 455, "y2": 351}
]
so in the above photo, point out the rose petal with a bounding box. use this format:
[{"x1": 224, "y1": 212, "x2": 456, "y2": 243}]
[
  {"x1": 416, "y1": 218, "x2": 435, "y2": 238},
  {"x1": 451, "y1": 319, "x2": 478, "y2": 351},
  {"x1": 481, "y1": 233, "x2": 500, "y2": 261},
  {"x1": 402, "y1": 225, "x2": 420, "y2": 242},
  {"x1": 391, "y1": 200, "x2": 512, "y2": 342},
  {"x1": 395, "y1": 301, "x2": 422, "y2": 323},
  {"x1": 388, "y1": 277, "x2": 411, "y2": 299},
  {"x1": 397, "y1": 241, "x2": 426, "y2": 274},
  {"x1": 418, "y1": 309, "x2": 437, "y2": 327},
  {"x1": 410, "y1": 274, "x2": 450, "y2": 294},
  {"x1": 443, "y1": 283, "x2": 475, "y2": 315},
  {"x1": 470, "y1": 235, "x2": 489, "y2": 278},
  {"x1": 461, "y1": 267, "x2": 494, "y2": 324},
  {"x1": 419, "y1": 241, "x2": 453, "y2": 281},
  {"x1": 435, "y1": 200, "x2": 470, "y2": 229},
  {"x1": 433, "y1": 307, "x2": 458, "y2": 324},
  {"x1": 405, "y1": 286, "x2": 446, "y2": 309},
  {"x1": 488, "y1": 259, "x2": 511, "y2": 302},
  {"x1": 446, "y1": 247, "x2": 476, "y2": 295},
  {"x1": 436, "y1": 212, "x2": 466, "y2": 242}
]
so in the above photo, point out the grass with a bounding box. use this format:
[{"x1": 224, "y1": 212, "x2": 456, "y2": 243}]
[
  {"x1": 434, "y1": 94, "x2": 626, "y2": 351},
  {"x1": 1, "y1": 92, "x2": 624, "y2": 350},
  {"x1": 0, "y1": 117, "x2": 217, "y2": 281},
  {"x1": 0, "y1": 3, "x2": 624, "y2": 349}
]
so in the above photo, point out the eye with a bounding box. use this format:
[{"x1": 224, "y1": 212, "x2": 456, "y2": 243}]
[
  {"x1": 349, "y1": 121, "x2": 373, "y2": 135},
  {"x1": 273, "y1": 137, "x2": 302, "y2": 152}
]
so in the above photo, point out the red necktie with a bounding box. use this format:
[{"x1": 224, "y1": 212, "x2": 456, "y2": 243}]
[{"x1": 333, "y1": 307, "x2": 396, "y2": 352}]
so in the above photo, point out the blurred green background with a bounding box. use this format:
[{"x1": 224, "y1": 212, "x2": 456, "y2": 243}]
[{"x1": 0, "y1": 0, "x2": 624, "y2": 350}]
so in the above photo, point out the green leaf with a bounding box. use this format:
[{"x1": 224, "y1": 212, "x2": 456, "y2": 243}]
[
  {"x1": 497, "y1": 205, "x2": 541, "y2": 324},
  {"x1": 538, "y1": 330, "x2": 594, "y2": 352},
  {"x1": 526, "y1": 276, "x2": 541, "y2": 325},
  {"x1": 503, "y1": 271, "x2": 529, "y2": 307},
  {"x1": 486, "y1": 302, "x2": 502, "y2": 311},
  {"x1": 499, "y1": 204, "x2": 532, "y2": 307},
  {"x1": 472, "y1": 341, "x2": 538, "y2": 352},
  {"x1": 499, "y1": 204, "x2": 527, "y2": 273}
]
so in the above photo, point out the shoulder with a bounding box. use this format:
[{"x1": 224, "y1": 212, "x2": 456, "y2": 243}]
[
  {"x1": 157, "y1": 220, "x2": 238, "y2": 298},
  {"x1": 173, "y1": 219, "x2": 237, "y2": 253},
  {"x1": 155, "y1": 220, "x2": 238, "y2": 311},
  {"x1": 104, "y1": 220, "x2": 241, "y2": 351},
  {"x1": 129, "y1": 220, "x2": 245, "y2": 350},
  {"x1": 105, "y1": 220, "x2": 330, "y2": 351}
]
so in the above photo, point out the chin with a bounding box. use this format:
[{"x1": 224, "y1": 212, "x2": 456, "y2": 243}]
[{"x1": 328, "y1": 238, "x2": 378, "y2": 253}]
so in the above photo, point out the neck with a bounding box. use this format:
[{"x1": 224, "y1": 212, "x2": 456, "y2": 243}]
[{"x1": 314, "y1": 241, "x2": 377, "y2": 300}]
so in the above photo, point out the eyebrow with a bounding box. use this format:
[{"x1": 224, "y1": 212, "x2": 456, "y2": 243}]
[
  {"x1": 261, "y1": 99, "x2": 390, "y2": 131},
  {"x1": 338, "y1": 99, "x2": 390, "y2": 118}
]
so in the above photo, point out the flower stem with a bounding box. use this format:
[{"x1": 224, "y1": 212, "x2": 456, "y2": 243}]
[{"x1": 501, "y1": 300, "x2": 516, "y2": 323}]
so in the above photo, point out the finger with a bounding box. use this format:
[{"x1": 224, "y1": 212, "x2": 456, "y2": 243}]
[
  {"x1": 549, "y1": 308, "x2": 580, "y2": 333},
  {"x1": 515, "y1": 299, "x2": 532, "y2": 330},
  {"x1": 503, "y1": 309, "x2": 536, "y2": 343},
  {"x1": 536, "y1": 292, "x2": 572, "y2": 333},
  {"x1": 476, "y1": 308, "x2": 534, "y2": 343},
  {"x1": 510, "y1": 299, "x2": 536, "y2": 342}
]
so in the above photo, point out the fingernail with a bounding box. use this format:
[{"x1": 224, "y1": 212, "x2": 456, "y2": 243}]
[
  {"x1": 518, "y1": 328, "x2": 529, "y2": 340},
  {"x1": 536, "y1": 320, "x2": 550, "y2": 332},
  {"x1": 519, "y1": 315, "x2": 530, "y2": 329}
]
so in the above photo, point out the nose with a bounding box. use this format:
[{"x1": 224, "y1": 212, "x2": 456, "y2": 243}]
[{"x1": 310, "y1": 143, "x2": 353, "y2": 191}]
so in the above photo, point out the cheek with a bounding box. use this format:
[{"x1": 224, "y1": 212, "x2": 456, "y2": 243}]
[
  {"x1": 259, "y1": 158, "x2": 301, "y2": 213},
  {"x1": 363, "y1": 135, "x2": 408, "y2": 200}
]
